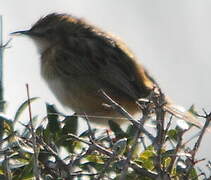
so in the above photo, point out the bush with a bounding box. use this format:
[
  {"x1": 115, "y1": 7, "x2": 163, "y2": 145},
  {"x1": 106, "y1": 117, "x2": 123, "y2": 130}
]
[{"x1": 0, "y1": 88, "x2": 210, "y2": 180}]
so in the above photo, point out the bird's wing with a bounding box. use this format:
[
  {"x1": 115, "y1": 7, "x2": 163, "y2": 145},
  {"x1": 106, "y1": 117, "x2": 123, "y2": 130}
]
[{"x1": 54, "y1": 37, "x2": 154, "y2": 100}]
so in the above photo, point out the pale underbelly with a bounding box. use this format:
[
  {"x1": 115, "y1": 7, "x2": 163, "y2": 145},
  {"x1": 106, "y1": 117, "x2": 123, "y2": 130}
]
[{"x1": 44, "y1": 77, "x2": 139, "y2": 124}]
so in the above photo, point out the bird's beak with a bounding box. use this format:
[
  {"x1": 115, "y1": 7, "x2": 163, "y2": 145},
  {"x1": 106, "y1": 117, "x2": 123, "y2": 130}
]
[{"x1": 10, "y1": 30, "x2": 30, "y2": 36}]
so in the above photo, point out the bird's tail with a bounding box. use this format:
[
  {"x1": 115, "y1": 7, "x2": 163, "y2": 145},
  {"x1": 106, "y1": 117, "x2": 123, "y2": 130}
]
[{"x1": 164, "y1": 103, "x2": 210, "y2": 132}]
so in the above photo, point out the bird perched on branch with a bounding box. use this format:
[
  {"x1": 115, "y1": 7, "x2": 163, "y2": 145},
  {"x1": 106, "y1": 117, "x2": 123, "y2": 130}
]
[{"x1": 12, "y1": 13, "x2": 203, "y2": 127}]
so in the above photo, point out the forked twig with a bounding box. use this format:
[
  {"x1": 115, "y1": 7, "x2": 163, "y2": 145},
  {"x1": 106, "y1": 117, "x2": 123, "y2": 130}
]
[{"x1": 26, "y1": 84, "x2": 40, "y2": 180}]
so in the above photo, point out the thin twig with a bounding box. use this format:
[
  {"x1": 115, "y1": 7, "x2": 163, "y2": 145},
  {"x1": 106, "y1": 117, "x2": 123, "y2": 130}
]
[
  {"x1": 140, "y1": 136, "x2": 147, "y2": 150},
  {"x1": 192, "y1": 111, "x2": 211, "y2": 159},
  {"x1": 154, "y1": 102, "x2": 165, "y2": 173},
  {"x1": 167, "y1": 130, "x2": 184, "y2": 173},
  {"x1": 96, "y1": 130, "x2": 118, "y2": 180},
  {"x1": 0, "y1": 38, "x2": 12, "y2": 49},
  {"x1": 164, "y1": 115, "x2": 173, "y2": 136},
  {"x1": 99, "y1": 89, "x2": 155, "y2": 142},
  {"x1": 84, "y1": 112, "x2": 95, "y2": 140},
  {"x1": 38, "y1": 137, "x2": 69, "y2": 168},
  {"x1": 68, "y1": 133, "x2": 158, "y2": 179},
  {"x1": 119, "y1": 128, "x2": 140, "y2": 180},
  {"x1": 185, "y1": 111, "x2": 211, "y2": 179},
  {"x1": 68, "y1": 149, "x2": 87, "y2": 174},
  {"x1": 119, "y1": 103, "x2": 150, "y2": 180},
  {"x1": 70, "y1": 171, "x2": 98, "y2": 177},
  {"x1": 96, "y1": 152, "x2": 117, "y2": 180},
  {"x1": 68, "y1": 133, "x2": 113, "y2": 157},
  {"x1": 106, "y1": 129, "x2": 113, "y2": 147},
  {"x1": 150, "y1": 88, "x2": 169, "y2": 177},
  {"x1": 130, "y1": 161, "x2": 157, "y2": 179},
  {"x1": 26, "y1": 84, "x2": 40, "y2": 180}
]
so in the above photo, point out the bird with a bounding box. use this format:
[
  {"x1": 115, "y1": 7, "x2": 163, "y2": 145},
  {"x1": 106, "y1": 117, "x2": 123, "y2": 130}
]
[{"x1": 11, "y1": 13, "x2": 204, "y2": 128}]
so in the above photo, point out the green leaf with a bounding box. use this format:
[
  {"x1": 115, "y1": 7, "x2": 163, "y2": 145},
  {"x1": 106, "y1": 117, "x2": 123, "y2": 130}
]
[
  {"x1": 112, "y1": 138, "x2": 127, "y2": 155},
  {"x1": 140, "y1": 150, "x2": 156, "y2": 160},
  {"x1": 126, "y1": 124, "x2": 134, "y2": 135},
  {"x1": 138, "y1": 148, "x2": 156, "y2": 170},
  {"x1": 188, "y1": 105, "x2": 198, "y2": 116},
  {"x1": 112, "y1": 160, "x2": 125, "y2": 172},
  {"x1": 21, "y1": 116, "x2": 39, "y2": 138},
  {"x1": 79, "y1": 128, "x2": 97, "y2": 137},
  {"x1": 188, "y1": 167, "x2": 198, "y2": 180},
  {"x1": 176, "y1": 160, "x2": 187, "y2": 175},
  {"x1": 126, "y1": 125, "x2": 140, "y2": 143},
  {"x1": 62, "y1": 115, "x2": 78, "y2": 135},
  {"x1": 14, "y1": 97, "x2": 39, "y2": 123},
  {"x1": 161, "y1": 149, "x2": 175, "y2": 158},
  {"x1": 0, "y1": 115, "x2": 13, "y2": 137},
  {"x1": 167, "y1": 129, "x2": 179, "y2": 142},
  {"x1": 12, "y1": 157, "x2": 33, "y2": 180},
  {"x1": 43, "y1": 175, "x2": 54, "y2": 180},
  {"x1": 46, "y1": 103, "x2": 60, "y2": 133},
  {"x1": 163, "y1": 157, "x2": 171, "y2": 169},
  {"x1": 108, "y1": 120, "x2": 126, "y2": 139},
  {"x1": 51, "y1": 115, "x2": 78, "y2": 152},
  {"x1": 86, "y1": 154, "x2": 104, "y2": 163},
  {"x1": 38, "y1": 150, "x2": 51, "y2": 164}
]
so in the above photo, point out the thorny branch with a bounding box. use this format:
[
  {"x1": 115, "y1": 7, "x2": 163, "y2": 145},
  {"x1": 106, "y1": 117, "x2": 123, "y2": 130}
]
[
  {"x1": 1, "y1": 87, "x2": 210, "y2": 179},
  {"x1": 99, "y1": 89, "x2": 155, "y2": 142},
  {"x1": 68, "y1": 133, "x2": 158, "y2": 179}
]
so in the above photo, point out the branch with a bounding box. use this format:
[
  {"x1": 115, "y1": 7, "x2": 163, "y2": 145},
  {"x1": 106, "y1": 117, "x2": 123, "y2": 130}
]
[
  {"x1": 68, "y1": 133, "x2": 158, "y2": 179},
  {"x1": 119, "y1": 129, "x2": 140, "y2": 180},
  {"x1": 99, "y1": 89, "x2": 155, "y2": 142},
  {"x1": 26, "y1": 84, "x2": 40, "y2": 180},
  {"x1": 192, "y1": 111, "x2": 211, "y2": 159}
]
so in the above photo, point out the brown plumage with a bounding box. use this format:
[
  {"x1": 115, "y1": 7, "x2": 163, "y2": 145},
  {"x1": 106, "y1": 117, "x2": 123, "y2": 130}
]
[{"x1": 12, "y1": 13, "x2": 204, "y2": 127}]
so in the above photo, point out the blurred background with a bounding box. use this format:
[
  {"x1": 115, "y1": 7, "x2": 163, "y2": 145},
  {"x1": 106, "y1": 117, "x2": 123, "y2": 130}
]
[{"x1": 1, "y1": 0, "x2": 211, "y2": 169}]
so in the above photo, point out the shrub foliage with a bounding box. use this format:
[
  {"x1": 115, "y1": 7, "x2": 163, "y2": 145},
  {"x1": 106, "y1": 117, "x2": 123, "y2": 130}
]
[{"x1": 0, "y1": 89, "x2": 211, "y2": 180}]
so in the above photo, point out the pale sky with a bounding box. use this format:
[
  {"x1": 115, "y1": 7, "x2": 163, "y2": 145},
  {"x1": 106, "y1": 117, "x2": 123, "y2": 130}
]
[{"x1": 2, "y1": 0, "x2": 211, "y2": 169}]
